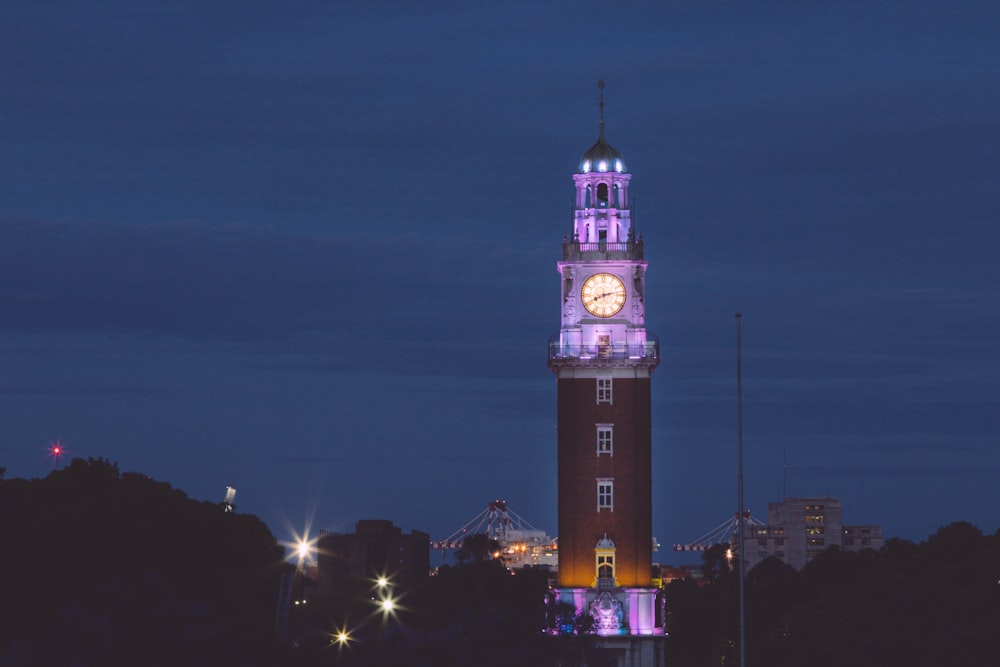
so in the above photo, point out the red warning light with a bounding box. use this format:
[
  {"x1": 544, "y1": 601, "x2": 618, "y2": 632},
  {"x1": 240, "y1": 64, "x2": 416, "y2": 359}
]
[{"x1": 47, "y1": 441, "x2": 66, "y2": 466}]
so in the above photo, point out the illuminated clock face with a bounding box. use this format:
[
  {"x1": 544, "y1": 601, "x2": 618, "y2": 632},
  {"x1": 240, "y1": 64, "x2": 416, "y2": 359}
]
[{"x1": 581, "y1": 273, "x2": 626, "y2": 318}]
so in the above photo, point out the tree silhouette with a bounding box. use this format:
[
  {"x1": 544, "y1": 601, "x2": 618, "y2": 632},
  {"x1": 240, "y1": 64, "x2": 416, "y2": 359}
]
[
  {"x1": 0, "y1": 458, "x2": 285, "y2": 666},
  {"x1": 701, "y1": 542, "x2": 732, "y2": 583},
  {"x1": 454, "y1": 533, "x2": 501, "y2": 563}
]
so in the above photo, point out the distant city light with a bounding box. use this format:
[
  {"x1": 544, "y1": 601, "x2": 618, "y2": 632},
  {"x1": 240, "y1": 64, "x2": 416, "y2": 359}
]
[{"x1": 376, "y1": 576, "x2": 389, "y2": 588}]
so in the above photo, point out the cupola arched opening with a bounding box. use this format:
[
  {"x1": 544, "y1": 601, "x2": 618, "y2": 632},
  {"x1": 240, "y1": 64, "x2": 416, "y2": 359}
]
[{"x1": 597, "y1": 183, "x2": 609, "y2": 207}]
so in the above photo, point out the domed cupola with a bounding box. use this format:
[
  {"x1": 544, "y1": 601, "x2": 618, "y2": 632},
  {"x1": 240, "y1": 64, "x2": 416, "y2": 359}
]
[
  {"x1": 578, "y1": 81, "x2": 627, "y2": 174},
  {"x1": 579, "y1": 125, "x2": 627, "y2": 174}
]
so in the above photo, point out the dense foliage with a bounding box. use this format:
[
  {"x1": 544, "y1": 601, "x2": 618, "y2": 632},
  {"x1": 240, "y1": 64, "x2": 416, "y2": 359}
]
[
  {"x1": 5, "y1": 461, "x2": 996, "y2": 666},
  {"x1": 1, "y1": 463, "x2": 605, "y2": 666},
  {"x1": 664, "y1": 522, "x2": 1000, "y2": 667},
  {"x1": 288, "y1": 556, "x2": 611, "y2": 667},
  {"x1": 0, "y1": 458, "x2": 286, "y2": 666}
]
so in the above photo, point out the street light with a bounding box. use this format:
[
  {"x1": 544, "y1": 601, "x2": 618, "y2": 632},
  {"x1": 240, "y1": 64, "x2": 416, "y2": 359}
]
[
  {"x1": 329, "y1": 626, "x2": 354, "y2": 649},
  {"x1": 373, "y1": 577, "x2": 398, "y2": 620},
  {"x1": 283, "y1": 529, "x2": 318, "y2": 567}
]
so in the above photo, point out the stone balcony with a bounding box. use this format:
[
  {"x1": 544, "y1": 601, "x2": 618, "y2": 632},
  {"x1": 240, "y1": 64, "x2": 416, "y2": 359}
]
[
  {"x1": 548, "y1": 334, "x2": 659, "y2": 368},
  {"x1": 562, "y1": 239, "x2": 644, "y2": 261}
]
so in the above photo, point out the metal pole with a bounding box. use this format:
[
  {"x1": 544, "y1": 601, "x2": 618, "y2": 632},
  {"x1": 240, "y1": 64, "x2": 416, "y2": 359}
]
[{"x1": 735, "y1": 313, "x2": 746, "y2": 667}]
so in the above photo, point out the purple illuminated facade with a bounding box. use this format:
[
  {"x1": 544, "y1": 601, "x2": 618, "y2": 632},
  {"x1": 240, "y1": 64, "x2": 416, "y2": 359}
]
[{"x1": 548, "y1": 104, "x2": 665, "y2": 651}]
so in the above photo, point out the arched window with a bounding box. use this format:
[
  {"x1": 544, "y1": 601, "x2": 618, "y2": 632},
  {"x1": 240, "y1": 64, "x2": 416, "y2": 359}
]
[
  {"x1": 613, "y1": 183, "x2": 620, "y2": 208},
  {"x1": 584, "y1": 185, "x2": 592, "y2": 208},
  {"x1": 595, "y1": 534, "x2": 616, "y2": 586},
  {"x1": 597, "y1": 183, "x2": 609, "y2": 207}
]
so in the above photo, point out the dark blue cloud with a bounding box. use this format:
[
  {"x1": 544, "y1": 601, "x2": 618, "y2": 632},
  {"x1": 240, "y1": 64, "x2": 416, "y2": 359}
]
[
  {"x1": 0, "y1": 213, "x2": 554, "y2": 378},
  {"x1": 0, "y1": 382, "x2": 163, "y2": 396},
  {"x1": 1, "y1": 0, "x2": 998, "y2": 549}
]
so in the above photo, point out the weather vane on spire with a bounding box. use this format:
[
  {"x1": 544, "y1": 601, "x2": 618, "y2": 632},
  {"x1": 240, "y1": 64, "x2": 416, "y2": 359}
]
[
  {"x1": 597, "y1": 79, "x2": 606, "y2": 127},
  {"x1": 597, "y1": 79, "x2": 607, "y2": 140}
]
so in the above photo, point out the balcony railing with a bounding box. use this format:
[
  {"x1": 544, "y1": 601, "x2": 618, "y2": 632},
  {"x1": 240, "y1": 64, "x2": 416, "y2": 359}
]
[
  {"x1": 562, "y1": 239, "x2": 644, "y2": 261},
  {"x1": 548, "y1": 334, "x2": 659, "y2": 365}
]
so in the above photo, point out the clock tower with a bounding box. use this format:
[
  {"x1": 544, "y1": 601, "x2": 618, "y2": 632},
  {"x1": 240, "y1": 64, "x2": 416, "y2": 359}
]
[{"x1": 549, "y1": 86, "x2": 664, "y2": 647}]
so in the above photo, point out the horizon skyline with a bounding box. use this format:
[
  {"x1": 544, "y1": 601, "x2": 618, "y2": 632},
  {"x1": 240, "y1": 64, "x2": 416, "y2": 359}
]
[{"x1": 3, "y1": 1, "x2": 998, "y2": 560}]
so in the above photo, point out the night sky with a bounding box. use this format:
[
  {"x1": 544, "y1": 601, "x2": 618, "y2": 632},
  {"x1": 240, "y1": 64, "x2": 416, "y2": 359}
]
[{"x1": 3, "y1": 1, "x2": 998, "y2": 561}]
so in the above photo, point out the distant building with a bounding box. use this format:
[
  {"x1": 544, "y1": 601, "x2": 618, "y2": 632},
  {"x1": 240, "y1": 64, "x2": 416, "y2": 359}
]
[
  {"x1": 744, "y1": 496, "x2": 883, "y2": 571},
  {"x1": 315, "y1": 520, "x2": 429, "y2": 590}
]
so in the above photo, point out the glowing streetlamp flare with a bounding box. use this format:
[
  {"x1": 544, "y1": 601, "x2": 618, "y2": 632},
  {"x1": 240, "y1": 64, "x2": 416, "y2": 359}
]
[
  {"x1": 282, "y1": 526, "x2": 318, "y2": 566},
  {"x1": 328, "y1": 624, "x2": 355, "y2": 650},
  {"x1": 373, "y1": 590, "x2": 401, "y2": 621}
]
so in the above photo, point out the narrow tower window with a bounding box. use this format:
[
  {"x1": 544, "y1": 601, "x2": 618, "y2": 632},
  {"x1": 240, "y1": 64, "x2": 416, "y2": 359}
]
[
  {"x1": 584, "y1": 185, "x2": 592, "y2": 208},
  {"x1": 597, "y1": 479, "x2": 614, "y2": 511},
  {"x1": 613, "y1": 183, "x2": 620, "y2": 208},
  {"x1": 596, "y1": 376, "x2": 613, "y2": 404},
  {"x1": 596, "y1": 424, "x2": 613, "y2": 456}
]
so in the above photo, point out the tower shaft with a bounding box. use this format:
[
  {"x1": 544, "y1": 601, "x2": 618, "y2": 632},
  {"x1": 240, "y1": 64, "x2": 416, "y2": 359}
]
[{"x1": 548, "y1": 100, "x2": 662, "y2": 644}]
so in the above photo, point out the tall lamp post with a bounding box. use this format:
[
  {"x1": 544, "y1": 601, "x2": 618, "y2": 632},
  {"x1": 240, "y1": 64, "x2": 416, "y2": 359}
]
[
  {"x1": 276, "y1": 530, "x2": 315, "y2": 639},
  {"x1": 735, "y1": 313, "x2": 746, "y2": 667}
]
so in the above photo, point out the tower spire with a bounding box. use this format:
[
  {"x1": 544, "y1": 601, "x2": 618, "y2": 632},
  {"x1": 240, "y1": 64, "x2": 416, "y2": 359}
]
[{"x1": 597, "y1": 79, "x2": 606, "y2": 139}]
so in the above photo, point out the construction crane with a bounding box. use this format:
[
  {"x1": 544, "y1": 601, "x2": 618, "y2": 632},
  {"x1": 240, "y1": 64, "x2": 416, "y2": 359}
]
[
  {"x1": 433, "y1": 499, "x2": 537, "y2": 548},
  {"x1": 672, "y1": 511, "x2": 765, "y2": 552},
  {"x1": 434, "y1": 500, "x2": 558, "y2": 569}
]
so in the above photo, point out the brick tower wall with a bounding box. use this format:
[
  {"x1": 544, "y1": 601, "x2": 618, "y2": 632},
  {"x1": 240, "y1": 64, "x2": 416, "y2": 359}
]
[{"x1": 556, "y1": 372, "x2": 652, "y2": 588}]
